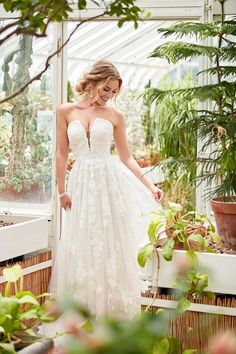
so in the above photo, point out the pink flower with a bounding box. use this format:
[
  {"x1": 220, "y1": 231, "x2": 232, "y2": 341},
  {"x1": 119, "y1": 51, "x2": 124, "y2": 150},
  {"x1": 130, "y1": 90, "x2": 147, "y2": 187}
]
[
  {"x1": 208, "y1": 331, "x2": 236, "y2": 354},
  {"x1": 175, "y1": 254, "x2": 190, "y2": 274}
]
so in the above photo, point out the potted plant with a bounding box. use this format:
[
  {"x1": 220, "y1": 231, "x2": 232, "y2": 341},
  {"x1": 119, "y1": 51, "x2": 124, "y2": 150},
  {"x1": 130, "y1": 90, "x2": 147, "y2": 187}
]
[
  {"x1": 143, "y1": 0, "x2": 236, "y2": 248},
  {"x1": 0, "y1": 264, "x2": 56, "y2": 354},
  {"x1": 138, "y1": 200, "x2": 236, "y2": 292},
  {"x1": 138, "y1": 201, "x2": 236, "y2": 345},
  {"x1": 138, "y1": 202, "x2": 221, "y2": 268}
]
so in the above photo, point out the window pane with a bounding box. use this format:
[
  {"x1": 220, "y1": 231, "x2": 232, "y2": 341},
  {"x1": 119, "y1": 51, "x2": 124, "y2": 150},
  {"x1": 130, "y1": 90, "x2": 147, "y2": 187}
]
[{"x1": 0, "y1": 20, "x2": 54, "y2": 205}]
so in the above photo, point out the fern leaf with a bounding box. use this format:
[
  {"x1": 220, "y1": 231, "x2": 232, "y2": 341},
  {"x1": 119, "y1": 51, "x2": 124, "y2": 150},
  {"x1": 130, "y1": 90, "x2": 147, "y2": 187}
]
[
  {"x1": 198, "y1": 66, "x2": 236, "y2": 78},
  {"x1": 158, "y1": 21, "x2": 236, "y2": 39},
  {"x1": 149, "y1": 42, "x2": 219, "y2": 63},
  {"x1": 144, "y1": 82, "x2": 236, "y2": 106},
  {"x1": 220, "y1": 47, "x2": 236, "y2": 61}
]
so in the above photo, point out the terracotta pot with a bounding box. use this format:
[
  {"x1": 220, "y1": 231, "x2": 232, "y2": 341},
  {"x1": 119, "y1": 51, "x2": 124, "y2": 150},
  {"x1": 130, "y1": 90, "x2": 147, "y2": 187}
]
[{"x1": 211, "y1": 197, "x2": 236, "y2": 249}]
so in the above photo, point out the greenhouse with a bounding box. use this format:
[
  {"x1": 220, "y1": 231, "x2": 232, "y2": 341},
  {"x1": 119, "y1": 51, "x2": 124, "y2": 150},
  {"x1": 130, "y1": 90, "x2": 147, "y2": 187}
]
[{"x1": 0, "y1": 0, "x2": 235, "y2": 353}]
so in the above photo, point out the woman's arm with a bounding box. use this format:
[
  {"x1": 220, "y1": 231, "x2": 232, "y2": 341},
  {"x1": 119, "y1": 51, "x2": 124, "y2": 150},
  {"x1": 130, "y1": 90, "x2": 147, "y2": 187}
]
[
  {"x1": 113, "y1": 112, "x2": 163, "y2": 202},
  {"x1": 56, "y1": 105, "x2": 72, "y2": 209}
]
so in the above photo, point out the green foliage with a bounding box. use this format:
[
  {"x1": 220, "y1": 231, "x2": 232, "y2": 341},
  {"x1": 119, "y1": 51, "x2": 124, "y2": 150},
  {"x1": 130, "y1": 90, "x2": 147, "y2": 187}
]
[
  {"x1": 0, "y1": 265, "x2": 56, "y2": 353},
  {"x1": 141, "y1": 80, "x2": 155, "y2": 148},
  {"x1": 158, "y1": 21, "x2": 236, "y2": 39},
  {"x1": 149, "y1": 42, "x2": 219, "y2": 63},
  {"x1": 138, "y1": 244, "x2": 154, "y2": 268},
  {"x1": 0, "y1": 113, "x2": 10, "y2": 164},
  {"x1": 67, "y1": 80, "x2": 74, "y2": 102},
  {"x1": 174, "y1": 256, "x2": 216, "y2": 314},
  {"x1": 138, "y1": 202, "x2": 220, "y2": 267},
  {"x1": 0, "y1": 0, "x2": 143, "y2": 39},
  {"x1": 0, "y1": 168, "x2": 51, "y2": 193},
  {"x1": 141, "y1": 74, "x2": 197, "y2": 211},
  {"x1": 109, "y1": 0, "x2": 143, "y2": 29},
  {"x1": 144, "y1": 0, "x2": 236, "y2": 198}
]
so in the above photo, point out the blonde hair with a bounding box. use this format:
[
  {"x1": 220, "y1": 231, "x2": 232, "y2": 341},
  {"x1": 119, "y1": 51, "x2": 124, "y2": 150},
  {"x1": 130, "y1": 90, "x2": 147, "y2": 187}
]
[{"x1": 76, "y1": 60, "x2": 122, "y2": 101}]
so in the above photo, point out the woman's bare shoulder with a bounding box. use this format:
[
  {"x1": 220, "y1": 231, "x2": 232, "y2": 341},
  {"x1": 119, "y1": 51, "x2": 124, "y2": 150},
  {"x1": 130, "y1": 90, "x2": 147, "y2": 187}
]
[
  {"x1": 57, "y1": 102, "x2": 76, "y2": 115},
  {"x1": 108, "y1": 107, "x2": 125, "y2": 126}
]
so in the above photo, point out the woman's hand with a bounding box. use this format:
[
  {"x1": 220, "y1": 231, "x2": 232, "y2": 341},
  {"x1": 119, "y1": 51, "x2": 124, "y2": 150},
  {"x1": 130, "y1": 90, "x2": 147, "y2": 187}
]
[
  {"x1": 150, "y1": 186, "x2": 164, "y2": 202},
  {"x1": 59, "y1": 193, "x2": 72, "y2": 210}
]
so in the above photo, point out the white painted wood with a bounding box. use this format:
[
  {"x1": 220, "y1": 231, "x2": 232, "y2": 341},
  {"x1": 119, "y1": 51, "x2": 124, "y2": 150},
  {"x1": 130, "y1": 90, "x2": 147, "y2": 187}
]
[
  {"x1": 68, "y1": 0, "x2": 204, "y2": 20},
  {"x1": 138, "y1": 297, "x2": 236, "y2": 316},
  {"x1": 0, "y1": 259, "x2": 53, "y2": 284},
  {"x1": 141, "y1": 249, "x2": 236, "y2": 295},
  {"x1": 195, "y1": 0, "x2": 213, "y2": 218},
  {"x1": 0, "y1": 216, "x2": 49, "y2": 262}
]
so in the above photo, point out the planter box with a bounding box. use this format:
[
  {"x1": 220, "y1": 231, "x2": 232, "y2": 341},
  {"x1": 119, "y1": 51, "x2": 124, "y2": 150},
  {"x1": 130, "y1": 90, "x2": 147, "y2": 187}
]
[
  {"x1": 140, "y1": 249, "x2": 236, "y2": 295},
  {"x1": 0, "y1": 215, "x2": 49, "y2": 262},
  {"x1": 140, "y1": 250, "x2": 236, "y2": 351}
]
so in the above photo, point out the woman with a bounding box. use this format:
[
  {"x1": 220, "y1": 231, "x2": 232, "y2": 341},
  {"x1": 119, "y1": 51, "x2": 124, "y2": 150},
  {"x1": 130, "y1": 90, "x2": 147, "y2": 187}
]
[{"x1": 51, "y1": 60, "x2": 163, "y2": 319}]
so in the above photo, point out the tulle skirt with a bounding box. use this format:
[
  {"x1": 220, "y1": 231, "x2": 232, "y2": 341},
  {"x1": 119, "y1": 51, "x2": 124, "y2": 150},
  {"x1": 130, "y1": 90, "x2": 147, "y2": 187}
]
[{"x1": 50, "y1": 156, "x2": 161, "y2": 319}]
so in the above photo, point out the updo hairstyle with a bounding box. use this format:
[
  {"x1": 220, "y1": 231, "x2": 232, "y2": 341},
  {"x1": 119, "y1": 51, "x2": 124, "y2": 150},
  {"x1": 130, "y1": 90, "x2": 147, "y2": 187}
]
[{"x1": 76, "y1": 60, "x2": 122, "y2": 102}]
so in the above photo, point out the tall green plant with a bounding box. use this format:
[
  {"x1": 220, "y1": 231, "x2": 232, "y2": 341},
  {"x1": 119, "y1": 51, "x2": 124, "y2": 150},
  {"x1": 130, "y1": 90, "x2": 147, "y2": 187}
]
[
  {"x1": 144, "y1": 0, "x2": 236, "y2": 199},
  {"x1": 153, "y1": 75, "x2": 198, "y2": 209},
  {"x1": 141, "y1": 80, "x2": 155, "y2": 147}
]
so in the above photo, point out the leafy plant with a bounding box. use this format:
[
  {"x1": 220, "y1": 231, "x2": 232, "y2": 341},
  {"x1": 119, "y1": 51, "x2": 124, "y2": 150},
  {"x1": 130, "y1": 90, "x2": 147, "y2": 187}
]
[
  {"x1": 138, "y1": 202, "x2": 220, "y2": 267},
  {"x1": 0, "y1": 264, "x2": 57, "y2": 353},
  {"x1": 146, "y1": 74, "x2": 198, "y2": 210},
  {"x1": 173, "y1": 254, "x2": 216, "y2": 314},
  {"x1": 0, "y1": 168, "x2": 51, "y2": 194},
  {"x1": 144, "y1": 0, "x2": 236, "y2": 199}
]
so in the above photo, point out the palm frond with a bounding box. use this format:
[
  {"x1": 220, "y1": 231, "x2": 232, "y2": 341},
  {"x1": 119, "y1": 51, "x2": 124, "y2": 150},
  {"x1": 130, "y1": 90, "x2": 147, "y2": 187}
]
[
  {"x1": 197, "y1": 66, "x2": 236, "y2": 78},
  {"x1": 149, "y1": 42, "x2": 219, "y2": 63},
  {"x1": 220, "y1": 22, "x2": 236, "y2": 36},
  {"x1": 158, "y1": 21, "x2": 236, "y2": 39},
  {"x1": 220, "y1": 47, "x2": 236, "y2": 61},
  {"x1": 222, "y1": 37, "x2": 236, "y2": 47},
  {"x1": 144, "y1": 82, "x2": 236, "y2": 106}
]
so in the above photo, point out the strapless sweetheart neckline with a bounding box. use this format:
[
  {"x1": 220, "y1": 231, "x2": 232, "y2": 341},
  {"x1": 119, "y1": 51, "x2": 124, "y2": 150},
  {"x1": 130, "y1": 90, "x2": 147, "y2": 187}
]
[
  {"x1": 68, "y1": 117, "x2": 114, "y2": 133},
  {"x1": 68, "y1": 117, "x2": 114, "y2": 151}
]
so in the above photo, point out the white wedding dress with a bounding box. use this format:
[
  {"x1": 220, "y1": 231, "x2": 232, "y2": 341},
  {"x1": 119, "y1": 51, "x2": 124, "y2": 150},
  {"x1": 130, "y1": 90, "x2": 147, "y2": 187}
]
[{"x1": 50, "y1": 117, "x2": 162, "y2": 319}]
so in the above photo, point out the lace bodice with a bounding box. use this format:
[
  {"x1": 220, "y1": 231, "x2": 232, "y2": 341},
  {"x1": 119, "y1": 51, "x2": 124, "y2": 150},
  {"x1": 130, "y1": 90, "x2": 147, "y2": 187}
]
[{"x1": 67, "y1": 117, "x2": 113, "y2": 159}]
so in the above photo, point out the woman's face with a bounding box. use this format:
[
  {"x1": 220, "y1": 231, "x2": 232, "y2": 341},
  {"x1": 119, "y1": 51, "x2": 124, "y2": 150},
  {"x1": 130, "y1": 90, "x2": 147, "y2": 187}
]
[{"x1": 95, "y1": 79, "x2": 120, "y2": 106}]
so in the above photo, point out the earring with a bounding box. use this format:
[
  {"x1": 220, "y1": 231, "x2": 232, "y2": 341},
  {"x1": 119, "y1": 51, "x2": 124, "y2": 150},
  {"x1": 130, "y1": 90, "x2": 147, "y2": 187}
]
[{"x1": 89, "y1": 91, "x2": 94, "y2": 99}]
